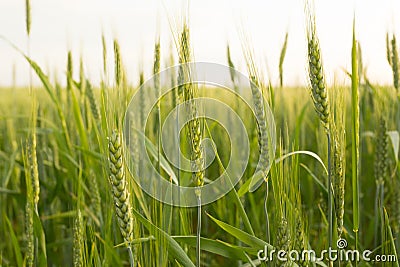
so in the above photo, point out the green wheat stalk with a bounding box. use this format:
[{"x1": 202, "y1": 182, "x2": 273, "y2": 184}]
[
  {"x1": 179, "y1": 22, "x2": 204, "y2": 267},
  {"x1": 305, "y1": 2, "x2": 333, "y2": 253},
  {"x1": 351, "y1": 18, "x2": 360, "y2": 259}
]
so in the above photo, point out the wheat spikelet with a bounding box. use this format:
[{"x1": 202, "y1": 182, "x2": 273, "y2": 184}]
[
  {"x1": 25, "y1": 200, "x2": 34, "y2": 267},
  {"x1": 249, "y1": 75, "x2": 270, "y2": 180},
  {"x1": 67, "y1": 51, "x2": 73, "y2": 89},
  {"x1": 85, "y1": 80, "x2": 100, "y2": 120},
  {"x1": 114, "y1": 39, "x2": 122, "y2": 88},
  {"x1": 138, "y1": 72, "x2": 145, "y2": 129},
  {"x1": 178, "y1": 24, "x2": 192, "y2": 101},
  {"x1": 27, "y1": 134, "x2": 39, "y2": 210},
  {"x1": 66, "y1": 51, "x2": 73, "y2": 108},
  {"x1": 73, "y1": 209, "x2": 84, "y2": 267},
  {"x1": 189, "y1": 117, "x2": 205, "y2": 188},
  {"x1": 79, "y1": 58, "x2": 86, "y2": 95},
  {"x1": 25, "y1": 0, "x2": 31, "y2": 36},
  {"x1": 375, "y1": 117, "x2": 388, "y2": 185},
  {"x1": 306, "y1": 5, "x2": 329, "y2": 130},
  {"x1": 129, "y1": 117, "x2": 140, "y2": 178},
  {"x1": 108, "y1": 130, "x2": 134, "y2": 244},
  {"x1": 358, "y1": 42, "x2": 364, "y2": 80},
  {"x1": 177, "y1": 64, "x2": 185, "y2": 103},
  {"x1": 88, "y1": 169, "x2": 102, "y2": 222},
  {"x1": 177, "y1": 27, "x2": 189, "y2": 102},
  {"x1": 374, "y1": 118, "x2": 396, "y2": 235},
  {"x1": 24, "y1": 136, "x2": 36, "y2": 267},
  {"x1": 276, "y1": 217, "x2": 290, "y2": 250},
  {"x1": 332, "y1": 134, "x2": 345, "y2": 238},
  {"x1": 392, "y1": 179, "x2": 400, "y2": 234},
  {"x1": 241, "y1": 33, "x2": 271, "y2": 181},
  {"x1": 102, "y1": 33, "x2": 107, "y2": 76},
  {"x1": 153, "y1": 40, "x2": 162, "y2": 147},
  {"x1": 279, "y1": 32, "x2": 289, "y2": 88},
  {"x1": 329, "y1": 83, "x2": 346, "y2": 239},
  {"x1": 295, "y1": 218, "x2": 308, "y2": 267},
  {"x1": 226, "y1": 45, "x2": 236, "y2": 83},
  {"x1": 387, "y1": 33, "x2": 392, "y2": 66},
  {"x1": 179, "y1": 24, "x2": 204, "y2": 188},
  {"x1": 179, "y1": 24, "x2": 191, "y2": 65},
  {"x1": 276, "y1": 217, "x2": 291, "y2": 265},
  {"x1": 168, "y1": 46, "x2": 178, "y2": 108},
  {"x1": 391, "y1": 35, "x2": 399, "y2": 90},
  {"x1": 153, "y1": 41, "x2": 161, "y2": 110}
]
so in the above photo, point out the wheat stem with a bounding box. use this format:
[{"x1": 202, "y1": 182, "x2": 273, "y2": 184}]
[
  {"x1": 351, "y1": 18, "x2": 360, "y2": 262},
  {"x1": 305, "y1": 2, "x2": 333, "y2": 252}
]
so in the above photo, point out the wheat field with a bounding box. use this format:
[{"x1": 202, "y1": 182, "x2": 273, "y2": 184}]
[{"x1": 0, "y1": 1, "x2": 400, "y2": 267}]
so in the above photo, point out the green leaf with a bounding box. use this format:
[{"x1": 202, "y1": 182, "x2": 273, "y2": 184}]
[
  {"x1": 135, "y1": 130, "x2": 179, "y2": 185},
  {"x1": 131, "y1": 208, "x2": 195, "y2": 267},
  {"x1": 387, "y1": 131, "x2": 399, "y2": 162},
  {"x1": 33, "y1": 211, "x2": 47, "y2": 266},
  {"x1": 294, "y1": 103, "x2": 309, "y2": 146},
  {"x1": 237, "y1": 175, "x2": 252, "y2": 197},
  {"x1": 0, "y1": 187, "x2": 20, "y2": 194},
  {"x1": 207, "y1": 213, "x2": 272, "y2": 249},
  {"x1": 22, "y1": 55, "x2": 72, "y2": 151},
  {"x1": 4, "y1": 214, "x2": 23, "y2": 267},
  {"x1": 300, "y1": 163, "x2": 328, "y2": 195},
  {"x1": 69, "y1": 84, "x2": 89, "y2": 151},
  {"x1": 203, "y1": 122, "x2": 255, "y2": 235},
  {"x1": 383, "y1": 208, "x2": 399, "y2": 266},
  {"x1": 173, "y1": 236, "x2": 251, "y2": 261},
  {"x1": 275, "y1": 150, "x2": 328, "y2": 175},
  {"x1": 248, "y1": 170, "x2": 266, "y2": 193},
  {"x1": 243, "y1": 150, "x2": 328, "y2": 195},
  {"x1": 93, "y1": 232, "x2": 123, "y2": 266}
]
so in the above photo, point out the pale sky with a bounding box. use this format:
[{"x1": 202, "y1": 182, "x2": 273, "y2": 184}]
[{"x1": 0, "y1": 0, "x2": 399, "y2": 88}]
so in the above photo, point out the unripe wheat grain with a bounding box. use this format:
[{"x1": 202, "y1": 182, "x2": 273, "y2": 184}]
[{"x1": 108, "y1": 130, "x2": 134, "y2": 244}]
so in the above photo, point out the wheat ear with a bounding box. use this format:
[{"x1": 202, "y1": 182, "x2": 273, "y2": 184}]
[
  {"x1": 391, "y1": 35, "x2": 399, "y2": 91},
  {"x1": 179, "y1": 24, "x2": 204, "y2": 188},
  {"x1": 276, "y1": 217, "x2": 291, "y2": 265},
  {"x1": 108, "y1": 130, "x2": 134, "y2": 243},
  {"x1": 25, "y1": 0, "x2": 31, "y2": 36},
  {"x1": 25, "y1": 200, "x2": 34, "y2": 267},
  {"x1": 333, "y1": 133, "x2": 345, "y2": 238},
  {"x1": 27, "y1": 135, "x2": 39, "y2": 212},
  {"x1": 306, "y1": 15, "x2": 329, "y2": 130},
  {"x1": 114, "y1": 39, "x2": 123, "y2": 88},
  {"x1": 85, "y1": 80, "x2": 100, "y2": 120},
  {"x1": 73, "y1": 209, "x2": 84, "y2": 267}
]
